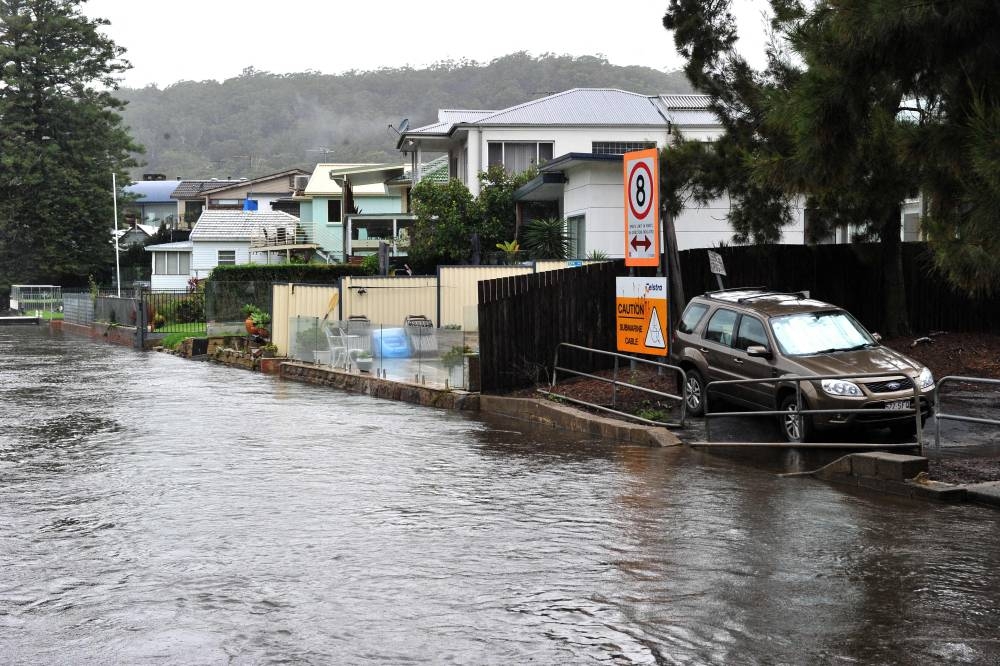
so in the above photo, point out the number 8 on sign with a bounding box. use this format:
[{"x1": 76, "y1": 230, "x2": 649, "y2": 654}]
[{"x1": 623, "y1": 148, "x2": 660, "y2": 267}]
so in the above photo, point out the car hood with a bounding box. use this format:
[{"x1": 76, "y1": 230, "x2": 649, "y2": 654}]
[{"x1": 788, "y1": 345, "x2": 925, "y2": 378}]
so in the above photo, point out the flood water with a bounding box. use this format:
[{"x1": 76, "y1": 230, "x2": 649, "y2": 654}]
[{"x1": 2, "y1": 326, "x2": 1000, "y2": 664}]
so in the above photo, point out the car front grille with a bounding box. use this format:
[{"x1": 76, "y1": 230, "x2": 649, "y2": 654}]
[{"x1": 865, "y1": 376, "x2": 915, "y2": 393}]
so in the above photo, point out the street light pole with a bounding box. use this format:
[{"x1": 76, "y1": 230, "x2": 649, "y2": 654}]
[{"x1": 112, "y1": 172, "x2": 121, "y2": 297}]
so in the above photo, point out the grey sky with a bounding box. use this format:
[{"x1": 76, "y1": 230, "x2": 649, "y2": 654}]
[{"x1": 84, "y1": 0, "x2": 773, "y2": 89}]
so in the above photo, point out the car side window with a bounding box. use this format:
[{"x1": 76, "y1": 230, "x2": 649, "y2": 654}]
[
  {"x1": 735, "y1": 315, "x2": 769, "y2": 351},
  {"x1": 704, "y1": 308, "x2": 738, "y2": 347},
  {"x1": 678, "y1": 303, "x2": 709, "y2": 334}
]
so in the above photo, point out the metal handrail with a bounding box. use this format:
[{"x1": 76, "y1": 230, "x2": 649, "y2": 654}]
[
  {"x1": 934, "y1": 376, "x2": 1000, "y2": 448},
  {"x1": 539, "y1": 342, "x2": 687, "y2": 428},
  {"x1": 704, "y1": 372, "x2": 927, "y2": 454}
]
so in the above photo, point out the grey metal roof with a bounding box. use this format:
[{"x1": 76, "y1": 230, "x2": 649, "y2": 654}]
[
  {"x1": 406, "y1": 110, "x2": 498, "y2": 137},
  {"x1": 189, "y1": 210, "x2": 301, "y2": 241},
  {"x1": 144, "y1": 240, "x2": 193, "y2": 252},
  {"x1": 658, "y1": 94, "x2": 711, "y2": 109},
  {"x1": 171, "y1": 179, "x2": 243, "y2": 199},
  {"x1": 470, "y1": 89, "x2": 668, "y2": 126},
  {"x1": 656, "y1": 94, "x2": 718, "y2": 125},
  {"x1": 199, "y1": 168, "x2": 308, "y2": 196}
]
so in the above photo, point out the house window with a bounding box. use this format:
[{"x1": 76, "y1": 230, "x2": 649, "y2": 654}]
[
  {"x1": 567, "y1": 215, "x2": 586, "y2": 259},
  {"x1": 153, "y1": 252, "x2": 191, "y2": 275},
  {"x1": 487, "y1": 142, "x2": 553, "y2": 174},
  {"x1": 591, "y1": 141, "x2": 657, "y2": 155},
  {"x1": 217, "y1": 250, "x2": 236, "y2": 266},
  {"x1": 328, "y1": 199, "x2": 342, "y2": 223}
]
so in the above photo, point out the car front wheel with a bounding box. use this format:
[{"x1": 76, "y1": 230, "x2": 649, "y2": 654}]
[
  {"x1": 683, "y1": 369, "x2": 706, "y2": 417},
  {"x1": 779, "y1": 394, "x2": 812, "y2": 443}
]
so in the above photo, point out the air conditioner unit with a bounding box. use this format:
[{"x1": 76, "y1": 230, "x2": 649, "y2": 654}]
[{"x1": 293, "y1": 175, "x2": 310, "y2": 191}]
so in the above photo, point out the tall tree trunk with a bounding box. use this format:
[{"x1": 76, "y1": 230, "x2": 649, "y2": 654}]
[
  {"x1": 880, "y1": 208, "x2": 909, "y2": 337},
  {"x1": 663, "y1": 210, "x2": 685, "y2": 336}
]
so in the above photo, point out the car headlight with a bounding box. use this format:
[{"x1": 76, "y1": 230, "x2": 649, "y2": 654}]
[
  {"x1": 918, "y1": 366, "x2": 934, "y2": 389},
  {"x1": 821, "y1": 379, "x2": 863, "y2": 397}
]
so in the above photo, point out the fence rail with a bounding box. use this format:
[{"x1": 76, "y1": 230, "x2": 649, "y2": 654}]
[
  {"x1": 540, "y1": 342, "x2": 687, "y2": 427},
  {"x1": 934, "y1": 376, "x2": 1000, "y2": 448}
]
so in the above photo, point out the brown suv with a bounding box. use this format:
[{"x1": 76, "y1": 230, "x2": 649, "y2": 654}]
[{"x1": 671, "y1": 289, "x2": 935, "y2": 442}]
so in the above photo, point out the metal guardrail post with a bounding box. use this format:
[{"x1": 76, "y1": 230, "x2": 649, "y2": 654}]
[
  {"x1": 544, "y1": 342, "x2": 687, "y2": 428},
  {"x1": 934, "y1": 376, "x2": 1000, "y2": 448}
]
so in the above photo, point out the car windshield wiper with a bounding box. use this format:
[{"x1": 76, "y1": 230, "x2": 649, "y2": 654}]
[{"x1": 809, "y1": 343, "x2": 870, "y2": 354}]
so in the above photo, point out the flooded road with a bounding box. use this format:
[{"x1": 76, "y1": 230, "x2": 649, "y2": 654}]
[{"x1": 2, "y1": 326, "x2": 1000, "y2": 664}]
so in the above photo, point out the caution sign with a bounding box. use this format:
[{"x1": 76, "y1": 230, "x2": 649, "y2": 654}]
[
  {"x1": 623, "y1": 148, "x2": 660, "y2": 267},
  {"x1": 616, "y1": 277, "x2": 668, "y2": 356}
]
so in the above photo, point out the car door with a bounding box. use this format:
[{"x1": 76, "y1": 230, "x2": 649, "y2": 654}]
[
  {"x1": 700, "y1": 308, "x2": 741, "y2": 404},
  {"x1": 731, "y1": 314, "x2": 776, "y2": 408}
]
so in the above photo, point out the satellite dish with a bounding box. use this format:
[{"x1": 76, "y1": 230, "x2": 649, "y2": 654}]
[{"x1": 398, "y1": 118, "x2": 409, "y2": 134}]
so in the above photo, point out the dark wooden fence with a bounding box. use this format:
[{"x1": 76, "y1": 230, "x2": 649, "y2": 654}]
[
  {"x1": 478, "y1": 262, "x2": 618, "y2": 392},
  {"x1": 679, "y1": 243, "x2": 1000, "y2": 334}
]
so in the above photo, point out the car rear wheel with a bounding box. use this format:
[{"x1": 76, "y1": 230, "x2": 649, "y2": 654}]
[
  {"x1": 779, "y1": 394, "x2": 812, "y2": 443},
  {"x1": 683, "y1": 369, "x2": 706, "y2": 417}
]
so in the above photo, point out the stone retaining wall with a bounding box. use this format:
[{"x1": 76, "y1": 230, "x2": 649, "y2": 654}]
[{"x1": 281, "y1": 362, "x2": 479, "y2": 411}]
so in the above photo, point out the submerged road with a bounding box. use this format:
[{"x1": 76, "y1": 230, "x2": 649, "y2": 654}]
[{"x1": 2, "y1": 326, "x2": 1000, "y2": 664}]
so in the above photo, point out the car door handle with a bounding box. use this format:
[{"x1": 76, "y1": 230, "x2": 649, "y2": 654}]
[
  {"x1": 733, "y1": 357, "x2": 744, "y2": 364},
  {"x1": 699, "y1": 347, "x2": 710, "y2": 354}
]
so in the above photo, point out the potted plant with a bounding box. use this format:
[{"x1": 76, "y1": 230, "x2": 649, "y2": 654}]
[
  {"x1": 260, "y1": 342, "x2": 278, "y2": 358},
  {"x1": 251, "y1": 309, "x2": 271, "y2": 337},
  {"x1": 354, "y1": 350, "x2": 373, "y2": 372},
  {"x1": 242, "y1": 304, "x2": 258, "y2": 334}
]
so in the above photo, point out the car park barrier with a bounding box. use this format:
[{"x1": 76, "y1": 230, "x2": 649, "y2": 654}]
[
  {"x1": 539, "y1": 342, "x2": 687, "y2": 428},
  {"x1": 934, "y1": 376, "x2": 1000, "y2": 448},
  {"x1": 704, "y1": 372, "x2": 925, "y2": 454}
]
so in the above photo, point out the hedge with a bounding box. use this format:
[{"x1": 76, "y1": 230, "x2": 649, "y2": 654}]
[{"x1": 207, "y1": 263, "x2": 371, "y2": 283}]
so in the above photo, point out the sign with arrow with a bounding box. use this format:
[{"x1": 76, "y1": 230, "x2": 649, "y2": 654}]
[{"x1": 623, "y1": 148, "x2": 660, "y2": 267}]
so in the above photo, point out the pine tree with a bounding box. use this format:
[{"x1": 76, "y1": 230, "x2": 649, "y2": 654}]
[{"x1": 0, "y1": 0, "x2": 140, "y2": 291}]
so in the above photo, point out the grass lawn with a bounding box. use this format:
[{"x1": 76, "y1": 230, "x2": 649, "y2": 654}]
[{"x1": 157, "y1": 323, "x2": 207, "y2": 336}]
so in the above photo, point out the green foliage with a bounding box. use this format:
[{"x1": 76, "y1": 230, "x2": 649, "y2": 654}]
[
  {"x1": 114, "y1": 54, "x2": 692, "y2": 179},
  {"x1": 476, "y1": 164, "x2": 536, "y2": 248},
  {"x1": 158, "y1": 295, "x2": 205, "y2": 323},
  {"x1": 495, "y1": 240, "x2": 521, "y2": 265},
  {"x1": 360, "y1": 253, "x2": 379, "y2": 275},
  {"x1": 409, "y1": 177, "x2": 477, "y2": 266},
  {"x1": 0, "y1": 0, "x2": 140, "y2": 290},
  {"x1": 585, "y1": 249, "x2": 609, "y2": 261},
  {"x1": 441, "y1": 345, "x2": 472, "y2": 368},
  {"x1": 207, "y1": 263, "x2": 368, "y2": 283},
  {"x1": 160, "y1": 332, "x2": 197, "y2": 350},
  {"x1": 521, "y1": 218, "x2": 570, "y2": 260}
]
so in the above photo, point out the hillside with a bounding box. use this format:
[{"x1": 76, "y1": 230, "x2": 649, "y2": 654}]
[{"x1": 117, "y1": 53, "x2": 691, "y2": 180}]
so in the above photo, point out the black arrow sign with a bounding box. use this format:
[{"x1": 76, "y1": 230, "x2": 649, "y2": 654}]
[{"x1": 631, "y1": 235, "x2": 651, "y2": 252}]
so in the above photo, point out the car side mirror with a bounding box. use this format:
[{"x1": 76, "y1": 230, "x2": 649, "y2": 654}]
[
  {"x1": 872, "y1": 332, "x2": 882, "y2": 343},
  {"x1": 746, "y1": 345, "x2": 772, "y2": 359}
]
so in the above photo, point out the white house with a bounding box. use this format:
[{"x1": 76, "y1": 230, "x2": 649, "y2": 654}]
[
  {"x1": 397, "y1": 88, "x2": 807, "y2": 256},
  {"x1": 145, "y1": 209, "x2": 307, "y2": 290}
]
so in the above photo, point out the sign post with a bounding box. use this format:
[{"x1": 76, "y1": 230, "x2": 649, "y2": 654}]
[
  {"x1": 616, "y1": 277, "x2": 669, "y2": 356},
  {"x1": 623, "y1": 148, "x2": 660, "y2": 267},
  {"x1": 707, "y1": 250, "x2": 726, "y2": 290}
]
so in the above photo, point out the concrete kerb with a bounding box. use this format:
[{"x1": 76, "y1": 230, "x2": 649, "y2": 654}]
[
  {"x1": 479, "y1": 395, "x2": 682, "y2": 447},
  {"x1": 809, "y1": 452, "x2": 968, "y2": 502}
]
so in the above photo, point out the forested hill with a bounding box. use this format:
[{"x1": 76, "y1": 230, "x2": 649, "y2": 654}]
[{"x1": 117, "y1": 53, "x2": 691, "y2": 180}]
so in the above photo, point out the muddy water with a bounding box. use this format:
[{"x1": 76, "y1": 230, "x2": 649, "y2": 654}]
[{"x1": 2, "y1": 326, "x2": 999, "y2": 664}]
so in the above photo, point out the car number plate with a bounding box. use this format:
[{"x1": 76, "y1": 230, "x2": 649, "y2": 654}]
[{"x1": 885, "y1": 399, "x2": 911, "y2": 411}]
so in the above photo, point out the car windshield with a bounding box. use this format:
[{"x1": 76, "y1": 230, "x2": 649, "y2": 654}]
[{"x1": 770, "y1": 310, "x2": 875, "y2": 355}]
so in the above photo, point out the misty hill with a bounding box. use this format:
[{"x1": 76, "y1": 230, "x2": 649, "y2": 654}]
[{"x1": 117, "y1": 52, "x2": 692, "y2": 180}]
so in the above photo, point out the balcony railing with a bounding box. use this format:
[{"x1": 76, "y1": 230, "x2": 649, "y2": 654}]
[{"x1": 249, "y1": 224, "x2": 315, "y2": 249}]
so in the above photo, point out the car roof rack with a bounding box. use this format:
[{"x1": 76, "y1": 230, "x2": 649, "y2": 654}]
[
  {"x1": 736, "y1": 290, "x2": 809, "y2": 303},
  {"x1": 704, "y1": 286, "x2": 768, "y2": 298}
]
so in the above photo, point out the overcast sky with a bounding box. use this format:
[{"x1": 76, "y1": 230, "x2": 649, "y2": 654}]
[{"x1": 82, "y1": 0, "x2": 773, "y2": 89}]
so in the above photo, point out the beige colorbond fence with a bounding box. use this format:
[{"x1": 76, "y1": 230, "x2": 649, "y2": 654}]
[
  {"x1": 269, "y1": 262, "x2": 598, "y2": 355},
  {"x1": 271, "y1": 284, "x2": 340, "y2": 355}
]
